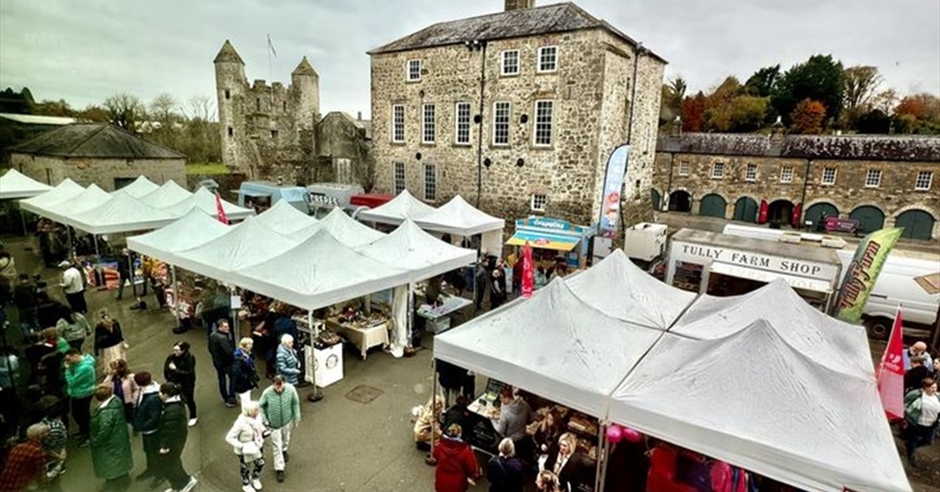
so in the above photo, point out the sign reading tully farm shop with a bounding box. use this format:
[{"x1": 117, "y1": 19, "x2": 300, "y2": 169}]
[{"x1": 672, "y1": 242, "x2": 840, "y2": 280}]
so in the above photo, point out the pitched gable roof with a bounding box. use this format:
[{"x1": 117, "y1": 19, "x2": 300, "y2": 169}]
[
  {"x1": 10, "y1": 123, "x2": 186, "y2": 159},
  {"x1": 368, "y1": 2, "x2": 665, "y2": 63}
]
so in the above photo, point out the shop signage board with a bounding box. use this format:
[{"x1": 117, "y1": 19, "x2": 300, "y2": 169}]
[
  {"x1": 825, "y1": 216, "x2": 859, "y2": 233},
  {"x1": 671, "y1": 240, "x2": 840, "y2": 281},
  {"x1": 597, "y1": 144, "x2": 630, "y2": 239}
]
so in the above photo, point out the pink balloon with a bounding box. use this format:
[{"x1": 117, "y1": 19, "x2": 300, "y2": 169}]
[
  {"x1": 621, "y1": 427, "x2": 643, "y2": 443},
  {"x1": 606, "y1": 424, "x2": 623, "y2": 444}
]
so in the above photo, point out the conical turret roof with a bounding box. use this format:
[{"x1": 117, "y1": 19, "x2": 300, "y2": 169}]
[
  {"x1": 214, "y1": 40, "x2": 244, "y2": 64},
  {"x1": 292, "y1": 56, "x2": 318, "y2": 76}
]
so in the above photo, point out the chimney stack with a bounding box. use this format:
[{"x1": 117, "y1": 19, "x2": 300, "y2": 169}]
[
  {"x1": 357, "y1": 111, "x2": 362, "y2": 121},
  {"x1": 504, "y1": 0, "x2": 535, "y2": 11}
]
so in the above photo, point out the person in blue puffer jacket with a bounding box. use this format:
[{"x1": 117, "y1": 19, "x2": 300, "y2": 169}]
[{"x1": 275, "y1": 334, "x2": 301, "y2": 385}]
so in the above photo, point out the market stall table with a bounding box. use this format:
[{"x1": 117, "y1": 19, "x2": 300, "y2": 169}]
[
  {"x1": 417, "y1": 295, "x2": 473, "y2": 334},
  {"x1": 326, "y1": 317, "x2": 390, "y2": 360}
]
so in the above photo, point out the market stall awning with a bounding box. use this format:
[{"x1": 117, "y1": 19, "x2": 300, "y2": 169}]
[
  {"x1": 112, "y1": 175, "x2": 159, "y2": 198},
  {"x1": 253, "y1": 199, "x2": 318, "y2": 236},
  {"x1": 19, "y1": 179, "x2": 85, "y2": 214},
  {"x1": 609, "y1": 320, "x2": 911, "y2": 492},
  {"x1": 670, "y1": 279, "x2": 873, "y2": 380},
  {"x1": 506, "y1": 230, "x2": 580, "y2": 251},
  {"x1": 434, "y1": 278, "x2": 663, "y2": 417},
  {"x1": 357, "y1": 189, "x2": 436, "y2": 226},
  {"x1": 42, "y1": 184, "x2": 113, "y2": 226},
  {"x1": 140, "y1": 180, "x2": 193, "y2": 209},
  {"x1": 288, "y1": 207, "x2": 385, "y2": 247},
  {"x1": 355, "y1": 219, "x2": 476, "y2": 283},
  {"x1": 710, "y1": 261, "x2": 834, "y2": 293},
  {"x1": 127, "y1": 209, "x2": 231, "y2": 266},
  {"x1": 162, "y1": 187, "x2": 255, "y2": 221},
  {"x1": 70, "y1": 192, "x2": 177, "y2": 235},
  {"x1": 0, "y1": 169, "x2": 52, "y2": 200},
  {"x1": 414, "y1": 195, "x2": 504, "y2": 237}
]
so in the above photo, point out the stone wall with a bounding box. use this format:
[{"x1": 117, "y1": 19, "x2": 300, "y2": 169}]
[
  {"x1": 11, "y1": 154, "x2": 186, "y2": 191},
  {"x1": 317, "y1": 112, "x2": 374, "y2": 189},
  {"x1": 370, "y1": 28, "x2": 665, "y2": 230}
]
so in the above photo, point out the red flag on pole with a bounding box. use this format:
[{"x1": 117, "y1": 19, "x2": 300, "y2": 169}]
[
  {"x1": 214, "y1": 191, "x2": 229, "y2": 225},
  {"x1": 521, "y1": 241, "x2": 534, "y2": 298},
  {"x1": 876, "y1": 307, "x2": 905, "y2": 420}
]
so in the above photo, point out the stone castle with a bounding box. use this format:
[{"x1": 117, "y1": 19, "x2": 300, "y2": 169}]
[{"x1": 214, "y1": 40, "x2": 372, "y2": 187}]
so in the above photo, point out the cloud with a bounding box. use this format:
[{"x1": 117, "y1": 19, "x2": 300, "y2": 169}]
[{"x1": 1, "y1": 0, "x2": 937, "y2": 118}]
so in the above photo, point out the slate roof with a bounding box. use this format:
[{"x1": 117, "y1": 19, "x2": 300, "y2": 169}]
[
  {"x1": 292, "y1": 56, "x2": 318, "y2": 76},
  {"x1": 657, "y1": 133, "x2": 940, "y2": 162},
  {"x1": 368, "y1": 2, "x2": 666, "y2": 63},
  {"x1": 10, "y1": 123, "x2": 186, "y2": 159},
  {"x1": 214, "y1": 40, "x2": 245, "y2": 65}
]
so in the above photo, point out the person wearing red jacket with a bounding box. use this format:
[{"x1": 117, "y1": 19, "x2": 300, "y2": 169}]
[{"x1": 433, "y1": 423, "x2": 480, "y2": 492}]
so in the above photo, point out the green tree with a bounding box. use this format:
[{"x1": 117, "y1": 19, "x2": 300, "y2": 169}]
[
  {"x1": 842, "y1": 65, "x2": 881, "y2": 128},
  {"x1": 729, "y1": 95, "x2": 769, "y2": 132},
  {"x1": 659, "y1": 77, "x2": 687, "y2": 126},
  {"x1": 744, "y1": 65, "x2": 780, "y2": 97},
  {"x1": 702, "y1": 77, "x2": 742, "y2": 131},
  {"x1": 75, "y1": 105, "x2": 110, "y2": 122},
  {"x1": 788, "y1": 99, "x2": 827, "y2": 134},
  {"x1": 772, "y1": 55, "x2": 845, "y2": 126}
]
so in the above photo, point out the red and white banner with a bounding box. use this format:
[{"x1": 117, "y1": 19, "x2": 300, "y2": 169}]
[
  {"x1": 214, "y1": 190, "x2": 229, "y2": 225},
  {"x1": 876, "y1": 307, "x2": 905, "y2": 420},
  {"x1": 521, "y1": 241, "x2": 534, "y2": 298}
]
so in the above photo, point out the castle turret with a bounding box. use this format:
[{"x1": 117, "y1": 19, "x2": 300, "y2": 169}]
[
  {"x1": 291, "y1": 57, "x2": 320, "y2": 134},
  {"x1": 214, "y1": 40, "x2": 247, "y2": 170}
]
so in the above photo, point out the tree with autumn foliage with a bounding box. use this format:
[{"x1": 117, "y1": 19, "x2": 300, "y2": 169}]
[
  {"x1": 680, "y1": 92, "x2": 706, "y2": 132},
  {"x1": 789, "y1": 99, "x2": 827, "y2": 134}
]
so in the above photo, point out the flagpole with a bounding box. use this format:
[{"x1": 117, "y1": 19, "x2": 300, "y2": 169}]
[{"x1": 267, "y1": 34, "x2": 272, "y2": 82}]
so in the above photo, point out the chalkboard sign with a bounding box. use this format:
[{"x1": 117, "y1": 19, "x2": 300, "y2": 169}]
[
  {"x1": 672, "y1": 260, "x2": 703, "y2": 293},
  {"x1": 462, "y1": 409, "x2": 498, "y2": 455},
  {"x1": 483, "y1": 378, "x2": 509, "y2": 406}
]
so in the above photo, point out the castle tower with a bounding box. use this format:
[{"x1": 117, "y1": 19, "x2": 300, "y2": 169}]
[
  {"x1": 291, "y1": 56, "x2": 320, "y2": 135},
  {"x1": 214, "y1": 40, "x2": 247, "y2": 170}
]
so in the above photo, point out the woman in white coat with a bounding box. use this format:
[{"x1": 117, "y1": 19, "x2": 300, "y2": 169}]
[{"x1": 225, "y1": 401, "x2": 269, "y2": 492}]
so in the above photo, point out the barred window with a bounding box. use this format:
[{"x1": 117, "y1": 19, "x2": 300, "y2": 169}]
[
  {"x1": 534, "y1": 100, "x2": 554, "y2": 146},
  {"x1": 391, "y1": 105, "x2": 405, "y2": 143},
  {"x1": 393, "y1": 162, "x2": 406, "y2": 195},
  {"x1": 865, "y1": 169, "x2": 881, "y2": 188},
  {"x1": 422, "y1": 103, "x2": 436, "y2": 144},
  {"x1": 538, "y1": 46, "x2": 558, "y2": 72},
  {"x1": 407, "y1": 60, "x2": 421, "y2": 81},
  {"x1": 501, "y1": 50, "x2": 519, "y2": 76},
  {"x1": 915, "y1": 171, "x2": 933, "y2": 191},
  {"x1": 678, "y1": 162, "x2": 690, "y2": 176},
  {"x1": 531, "y1": 193, "x2": 547, "y2": 212},
  {"x1": 711, "y1": 163, "x2": 724, "y2": 179},
  {"x1": 779, "y1": 166, "x2": 794, "y2": 183},
  {"x1": 493, "y1": 102, "x2": 510, "y2": 145},
  {"x1": 423, "y1": 163, "x2": 437, "y2": 201},
  {"x1": 745, "y1": 164, "x2": 757, "y2": 182},
  {"x1": 821, "y1": 167, "x2": 837, "y2": 185},
  {"x1": 454, "y1": 102, "x2": 471, "y2": 145}
]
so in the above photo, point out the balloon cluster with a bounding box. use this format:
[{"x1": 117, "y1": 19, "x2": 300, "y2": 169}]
[{"x1": 605, "y1": 424, "x2": 642, "y2": 444}]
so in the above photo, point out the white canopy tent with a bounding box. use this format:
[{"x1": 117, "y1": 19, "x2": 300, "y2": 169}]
[
  {"x1": 19, "y1": 179, "x2": 85, "y2": 214},
  {"x1": 140, "y1": 180, "x2": 192, "y2": 209},
  {"x1": 670, "y1": 279, "x2": 873, "y2": 379},
  {"x1": 69, "y1": 192, "x2": 177, "y2": 235},
  {"x1": 288, "y1": 207, "x2": 385, "y2": 247},
  {"x1": 40, "y1": 184, "x2": 113, "y2": 226},
  {"x1": 253, "y1": 199, "x2": 318, "y2": 235},
  {"x1": 162, "y1": 187, "x2": 255, "y2": 221},
  {"x1": 171, "y1": 217, "x2": 298, "y2": 284},
  {"x1": 434, "y1": 278, "x2": 663, "y2": 416},
  {"x1": 126, "y1": 209, "x2": 231, "y2": 266},
  {"x1": 236, "y1": 228, "x2": 412, "y2": 311},
  {"x1": 357, "y1": 189, "x2": 436, "y2": 226},
  {"x1": 0, "y1": 169, "x2": 52, "y2": 199},
  {"x1": 609, "y1": 320, "x2": 910, "y2": 492},
  {"x1": 355, "y1": 220, "x2": 476, "y2": 283},
  {"x1": 566, "y1": 249, "x2": 696, "y2": 330},
  {"x1": 111, "y1": 176, "x2": 159, "y2": 198}
]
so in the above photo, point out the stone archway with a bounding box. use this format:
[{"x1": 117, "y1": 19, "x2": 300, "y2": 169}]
[
  {"x1": 732, "y1": 197, "x2": 759, "y2": 223},
  {"x1": 650, "y1": 189, "x2": 662, "y2": 211},
  {"x1": 895, "y1": 209, "x2": 935, "y2": 240},
  {"x1": 668, "y1": 190, "x2": 692, "y2": 213},
  {"x1": 850, "y1": 205, "x2": 885, "y2": 234},
  {"x1": 805, "y1": 202, "x2": 839, "y2": 232},
  {"x1": 699, "y1": 193, "x2": 727, "y2": 218},
  {"x1": 767, "y1": 199, "x2": 795, "y2": 227}
]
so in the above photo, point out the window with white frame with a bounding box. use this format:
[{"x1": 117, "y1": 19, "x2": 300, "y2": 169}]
[
  {"x1": 678, "y1": 162, "x2": 690, "y2": 176},
  {"x1": 711, "y1": 162, "x2": 725, "y2": 179},
  {"x1": 537, "y1": 46, "x2": 558, "y2": 72},
  {"x1": 779, "y1": 166, "x2": 794, "y2": 183},
  {"x1": 865, "y1": 169, "x2": 882, "y2": 188},
  {"x1": 501, "y1": 50, "x2": 519, "y2": 76},
  {"x1": 493, "y1": 101, "x2": 511, "y2": 145},
  {"x1": 745, "y1": 163, "x2": 757, "y2": 182},
  {"x1": 393, "y1": 162, "x2": 406, "y2": 195},
  {"x1": 454, "y1": 102, "x2": 471, "y2": 145},
  {"x1": 821, "y1": 167, "x2": 837, "y2": 185},
  {"x1": 422, "y1": 103, "x2": 436, "y2": 144},
  {"x1": 534, "y1": 100, "x2": 554, "y2": 146},
  {"x1": 423, "y1": 163, "x2": 437, "y2": 201},
  {"x1": 531, "y1": 193, "x2": 547, "y2": 212},
  {"x1": 391, "y1": 105, "x2": 405, "y2": 142},
  {"x1": 915, "y1": 171, "x2": 933, "y2": 191},
  {"x1": 406, "y1": 60, "x2": 421, "y2": 81}
]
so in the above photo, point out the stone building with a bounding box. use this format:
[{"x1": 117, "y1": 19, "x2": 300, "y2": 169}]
[
  {"x1": 9, "y1": 123, "x2": 186, "y2": 190},
  {"x1": 214, "y1": 40, "x2": 372, "y2": 188},
  {"x1": 653, "y1": 132, "x2": 940, "y2": 241},
  {"x1": 368, "y1": 0, "x2": 666, "y2": 228}
]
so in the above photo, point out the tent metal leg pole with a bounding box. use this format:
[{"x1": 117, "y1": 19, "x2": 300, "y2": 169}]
[
  {"x1": 171, "y1": 266, "x2": 181, "y2": 326},
  {"x1": 93, "y1": 235, "x2": 99, "y2": 257},
  {"x1": 407, "y1": 283, "x2": 414, "y2": 347},
  {"x1": 425, "y1": 358, "x2": 438, "y2": 466},
  {"x1": 306, "y1": 309, "x2": 323, "y2": 402},
  {"x1": 19, "y1": 208, "x2": 26, "y2": 236},
  {"x1": 67, "y1": 226, "x2": 73, "y2": 260},
  {"x1": 595, "y1": 422, "x2": 608, "y2": 492}
]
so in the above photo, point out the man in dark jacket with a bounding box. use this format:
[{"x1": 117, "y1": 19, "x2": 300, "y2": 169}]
[
  {"x1": 133, "y1": 372, "x2": 163, "y2": 485},
  {"x1": 157, "y1": 383, "x2": 197, "y2": 492},
  {"x1": 208, "y1": 320, "x2": 236, "y2": 407},
  {"x1": 163, "y1": 342, "x2": 197, "y2": 426}
]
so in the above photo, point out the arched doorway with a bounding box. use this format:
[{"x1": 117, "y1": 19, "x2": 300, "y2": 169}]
[
  {"x1": 699, "y1": 194, "x2": 727, "y2": 218},
  {"x1": 767, "y1": 200, "x2": 794, "y2": 227},
  {"x1": 668, "y1": 190, "x2": 692, "y2": 213},
  {"x1": 850, "y1": 205, "x2": 885, "y2": 234},
  {"x1": 805, "y1": 202, "x2": 839, "y2": 232},
  {"x1": 732, "y1": 197, "x2": 759, "y2": 223},
  {"x1": 650, "y1": 189, "x2": 662, "y2": 211},
  {"x1": 895, "y1": 209, "x2": 935, "y2": 240}
]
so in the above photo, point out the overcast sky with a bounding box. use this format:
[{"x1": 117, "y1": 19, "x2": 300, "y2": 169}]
[{"x1": 1, "y1": 0, "x2": 937, "y2": 120}]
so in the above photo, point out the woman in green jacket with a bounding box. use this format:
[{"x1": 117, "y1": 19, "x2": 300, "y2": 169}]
[
  {"x1": 90, "y1": 384, "x2": 133, "y2": 489},
  {"x1": 903, "y1": 377, "x2": 940, "y2": 466}
]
